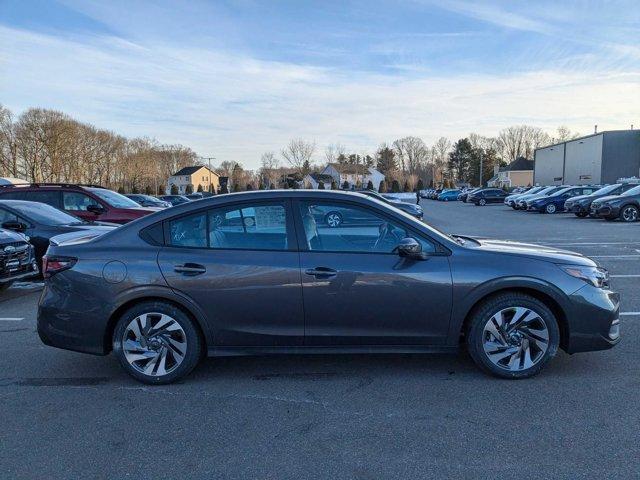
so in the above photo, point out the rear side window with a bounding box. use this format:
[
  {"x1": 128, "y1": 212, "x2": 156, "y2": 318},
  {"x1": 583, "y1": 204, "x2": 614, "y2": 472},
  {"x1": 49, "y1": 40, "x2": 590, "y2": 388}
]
[
  {"x1": 168, "y1": 202, "x2": 288, "y2": 251},
  {"x1": 0, "y1": 191, "x2": 27, "y2": 200},
  {"x1": 22, "y1": 190, "x2": 61, "y2": 207}
]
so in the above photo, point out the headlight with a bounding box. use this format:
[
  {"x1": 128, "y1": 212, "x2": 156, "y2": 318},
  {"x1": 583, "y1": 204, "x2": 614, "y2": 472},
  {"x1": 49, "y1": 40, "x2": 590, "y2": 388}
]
[{"x1": 559, "y1": 264, "x2": 609, "y2": 288}]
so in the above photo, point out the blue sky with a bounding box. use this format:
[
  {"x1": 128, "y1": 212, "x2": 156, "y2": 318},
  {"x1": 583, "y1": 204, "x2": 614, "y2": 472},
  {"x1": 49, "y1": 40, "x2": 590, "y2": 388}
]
[{"x1": 1, "y1": 0, "x2": 638, "y2": 167}]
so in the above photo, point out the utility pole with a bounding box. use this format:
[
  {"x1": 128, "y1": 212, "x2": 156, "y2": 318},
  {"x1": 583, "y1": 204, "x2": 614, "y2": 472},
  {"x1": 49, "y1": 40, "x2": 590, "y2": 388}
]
[
  {"x1": 198, "y1": 156, "x2": 216, "y2": 193},
  {"x1": 479, "y1": 151, "x2": 483, "y2": 187}
]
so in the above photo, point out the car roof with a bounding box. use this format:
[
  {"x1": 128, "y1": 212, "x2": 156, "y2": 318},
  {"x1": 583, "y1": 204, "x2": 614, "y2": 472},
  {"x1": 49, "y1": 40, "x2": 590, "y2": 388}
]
[{"x1": 0, "y1": 199, "x2": 47, "y2": 208}]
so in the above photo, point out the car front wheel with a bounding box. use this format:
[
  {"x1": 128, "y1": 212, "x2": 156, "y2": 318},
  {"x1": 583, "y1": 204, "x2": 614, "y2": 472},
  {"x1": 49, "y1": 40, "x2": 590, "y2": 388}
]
[
  {"x1": 545, "y1": 204, "x2": 556, "y2": 214},
  {"x1": 325, "y1": 212, "x2": 343, "y2": 227},
  {"x1": 466, "y1": 293, "x2": 560, "y2": 379},
  {"x1": 113, "y1": 301, "x2": 203, "y2": 384},
  {"x1": 478, "y1": 198, "x2": 487, "y2": 206},
  {"x1": 620, "y1": 205, "x2": 639, "y2": 222}
]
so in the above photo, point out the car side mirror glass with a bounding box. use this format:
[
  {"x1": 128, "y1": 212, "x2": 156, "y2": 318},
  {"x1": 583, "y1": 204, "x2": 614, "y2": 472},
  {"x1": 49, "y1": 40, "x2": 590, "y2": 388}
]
[
  {"x1": 1, "y1": 221, "x2": 27, "y2": 232},
  {"x1": 86, "y1": 204, "x2": 105, "y2": 214},
  {"x1": 395, "y1": 237, "x2": 426, "y2": 259}
]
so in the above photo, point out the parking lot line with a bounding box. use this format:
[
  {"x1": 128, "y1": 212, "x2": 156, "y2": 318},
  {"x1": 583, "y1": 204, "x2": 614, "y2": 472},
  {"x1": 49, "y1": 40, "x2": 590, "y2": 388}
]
[
  {"x1": 0, "y1": 317, "x2": 24, "y2": 322},
  {"x1": 611, "y1": 275, "x2": 640, "y2": 278},
  {"x1": 621, "y1": 312, "x2": 640, "y2": 316},
  {"x1": 590, "y1": 255, "x2": 640, "y2": 259}
]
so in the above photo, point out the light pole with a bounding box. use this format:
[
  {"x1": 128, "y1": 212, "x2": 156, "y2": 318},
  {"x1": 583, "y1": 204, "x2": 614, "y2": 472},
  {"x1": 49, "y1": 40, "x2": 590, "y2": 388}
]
[
  {"x1": 198, "y1": 156, "x2": 216, "y2": 193},
  {"x1": 478, "y1": 151, "x2": 483, "y2": 187}
]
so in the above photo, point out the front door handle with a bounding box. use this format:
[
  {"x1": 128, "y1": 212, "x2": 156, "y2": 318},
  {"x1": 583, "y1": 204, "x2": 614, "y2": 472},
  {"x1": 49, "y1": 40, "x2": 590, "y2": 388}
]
[
  {"x1": 174, "y1": 263, "x2": 206, "y2": 276},
  {"x1": 305, "y1": 267, "x2": 338, "y2": 278}
]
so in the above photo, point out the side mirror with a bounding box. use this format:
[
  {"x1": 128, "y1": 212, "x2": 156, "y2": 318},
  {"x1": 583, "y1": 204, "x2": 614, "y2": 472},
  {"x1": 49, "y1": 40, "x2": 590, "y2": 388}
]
[
  {"x1": 395, "y1": 237, "x2": 426, "y2": 260},
  {"x1": 86, "y1": 204, "x2": 105, "y2": 214},
  {"x1": 2, "y1": 221, "x2": 27, "y2": 232}
]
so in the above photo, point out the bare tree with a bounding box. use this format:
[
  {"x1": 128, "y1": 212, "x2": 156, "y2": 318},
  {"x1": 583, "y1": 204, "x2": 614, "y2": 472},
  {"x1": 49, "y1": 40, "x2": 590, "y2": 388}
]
[
  {"x1": 496, "y1": 125, "x2": 551, "y2": 163},
  {"x1": 552, "y1": 126, "x2": 581, "y2": 144},
  {"x1": 281, "y1": 138, "x2": 315, "y2": 174},
  {"x1": 431, "y1": 136, "x2": 452, "y2": 184},
  {"x1": 324, "y1": 143, "x2": 346, "y2": 164},
  {"x1": 392, "y1": 136, "x2": 429, "y2": 175},
  {"x1": 259, "y1": 151, "x2": 280, "y2": 188}
]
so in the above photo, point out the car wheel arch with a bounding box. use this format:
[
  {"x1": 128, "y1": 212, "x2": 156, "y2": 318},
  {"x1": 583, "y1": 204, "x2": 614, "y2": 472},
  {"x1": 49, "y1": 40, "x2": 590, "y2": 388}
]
[
  {"x1": 104, "y1": 292, "x2": 210, "y2": 355},
  {"x1": 453, "y1": 284, "x2": 570, "y2": 352}
]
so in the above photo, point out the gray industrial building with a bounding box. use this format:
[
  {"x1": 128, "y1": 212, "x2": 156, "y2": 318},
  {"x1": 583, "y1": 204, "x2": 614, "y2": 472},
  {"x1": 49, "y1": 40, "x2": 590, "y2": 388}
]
[{"x1": 534, "y1": 130, "x2": 640, "y2": 185}]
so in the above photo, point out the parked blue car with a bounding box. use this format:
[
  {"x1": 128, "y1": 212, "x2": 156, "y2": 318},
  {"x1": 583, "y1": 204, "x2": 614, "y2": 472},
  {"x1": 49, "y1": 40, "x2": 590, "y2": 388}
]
[
  {"x1": 527, "y1": 186, "x2": 600, "y2": 213},
  {"x1": 437, "y1": 189, "x2": 461, "y2": 201}
]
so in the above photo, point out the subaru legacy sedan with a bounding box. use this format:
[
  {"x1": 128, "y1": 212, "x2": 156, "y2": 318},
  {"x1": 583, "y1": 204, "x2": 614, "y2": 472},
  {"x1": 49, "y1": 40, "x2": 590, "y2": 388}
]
[{"x1": 38, "y1": 190, "x2": 620, "y2": 384}]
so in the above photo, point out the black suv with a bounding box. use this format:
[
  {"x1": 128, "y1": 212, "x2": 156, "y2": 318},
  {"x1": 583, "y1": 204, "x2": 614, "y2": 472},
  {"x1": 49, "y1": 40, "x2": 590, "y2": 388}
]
[{"x1": 0, "y1": 228, "x2": 37, "y2": 290}]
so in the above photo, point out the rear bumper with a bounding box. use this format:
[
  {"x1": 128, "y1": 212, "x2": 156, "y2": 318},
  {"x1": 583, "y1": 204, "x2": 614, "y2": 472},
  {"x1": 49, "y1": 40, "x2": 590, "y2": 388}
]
[
  {"x1": 565, "y1": 285, "x2": 620, "y2": 354},
  {"x1": 37, "y1": 283, "x2": 109, "y2": 355}
]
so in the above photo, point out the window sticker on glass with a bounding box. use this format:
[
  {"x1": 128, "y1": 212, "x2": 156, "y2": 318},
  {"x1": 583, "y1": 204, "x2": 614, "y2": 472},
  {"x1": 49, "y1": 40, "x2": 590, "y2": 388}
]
[{"x1": 254, "y1": 206, "x2": 286, "y2": 230}]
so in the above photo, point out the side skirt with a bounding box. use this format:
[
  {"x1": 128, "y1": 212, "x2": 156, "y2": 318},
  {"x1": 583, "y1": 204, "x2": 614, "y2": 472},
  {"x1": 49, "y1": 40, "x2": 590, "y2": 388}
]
[{"x1": 207, "y1": 345, "x2": 460, "y2": 357}]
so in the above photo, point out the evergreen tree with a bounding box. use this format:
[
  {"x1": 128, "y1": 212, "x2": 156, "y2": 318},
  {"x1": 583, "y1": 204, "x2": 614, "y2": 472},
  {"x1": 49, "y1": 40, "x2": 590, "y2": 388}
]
[
  {"x1": 391, "y1": 179, "x2": 400, "y2": 193},
  {"x1": 117, "y1": 186, "x2": 125, "y2": 194},
  {"x1": 376, "y1": 145, "x2": 397, "y2": 176},
  {"x1": 185, "y1": 184, "x2": 194, "y2": 194},
  {"x1": 416, "y1": 179, "x2": 424, "y2": 191},
  {"x1": 342, "y1": 180, "x2": 350, "y2": 190},
  {"x1": 403, "y1": 180, "x2": 410, "y2": 192},
  {"x1": 378, "y1": 180, "x2": 387, "y2": 193},
  {"x1": 246, "y1": 183, "x2": 253, "y2": 191},
  {"x1": 318, "y1": 181, "x2": 325, "y2": 190},
  {"x1": 448, "y1": 138, "x2": 475, "y2": 184},
  {"x1": 330, "y1": 180, "x2": 338, "y2": 190},
  {"x1": 170, "y1": 184, "x2": 178, "y2": 195},
  {"x1": 366, "y1": 180, "x2": 374, "y2": 190},
  {"x1": 197, "y1": 184, "x2": 203, "y2": 192}
]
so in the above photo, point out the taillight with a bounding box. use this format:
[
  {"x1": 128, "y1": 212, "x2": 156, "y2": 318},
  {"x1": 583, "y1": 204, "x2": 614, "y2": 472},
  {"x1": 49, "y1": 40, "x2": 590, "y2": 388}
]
[{"x1": 42, "y1": 255, "x2": 77, "y2": 278}]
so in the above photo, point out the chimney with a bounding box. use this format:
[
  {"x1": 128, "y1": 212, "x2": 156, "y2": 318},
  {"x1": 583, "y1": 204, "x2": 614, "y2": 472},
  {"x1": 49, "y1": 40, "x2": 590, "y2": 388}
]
[{"x1": 594, "y1": 124, "x2": 598, "y2": 134}]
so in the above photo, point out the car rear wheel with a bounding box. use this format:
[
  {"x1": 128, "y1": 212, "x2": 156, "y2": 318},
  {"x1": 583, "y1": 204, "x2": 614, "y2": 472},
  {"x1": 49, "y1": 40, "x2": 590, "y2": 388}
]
[
  {"x1": 545, "y1": 204, "x2": 556, "y2": 214},
  {"x1": 575, "y1": 212, "x2": 588, "y2": 218},
  {"x1": 478, "y1": 198, "x2": 487, "y2": 206},
  {"x1": 325, "y1": 212, "x2": 343, "y2": 227},
  {"x1": 0, "y1": 281, "x2": 12, "y2": 292},
  {"x1": 113, "y1": 301, "x2": 203, "y2": 384},
  {"x1": 620, "y1": 205, "x2": 639, "y2": 222},
  {"x1": 466, "y1": 293, "x2": 559, "y2": 379}
]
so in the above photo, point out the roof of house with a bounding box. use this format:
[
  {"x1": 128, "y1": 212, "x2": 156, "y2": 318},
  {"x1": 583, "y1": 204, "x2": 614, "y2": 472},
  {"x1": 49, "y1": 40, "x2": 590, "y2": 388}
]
[
  {"x1": 506, "y1": 157, "x2": 534, "y2": 171},
  {"x1": 308, "y1": 173, "x2": 334, "y2": 183},
  {"x1": 171, "y1": 165, "x2": 218, "y2": 177},
  {"x1": 326, "y1": 163, "x2": 368, "y2": 175}
]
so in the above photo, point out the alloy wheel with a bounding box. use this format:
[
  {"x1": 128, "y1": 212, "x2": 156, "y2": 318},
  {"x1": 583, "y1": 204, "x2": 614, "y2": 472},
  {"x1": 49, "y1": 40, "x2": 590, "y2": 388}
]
[
  {"x1": 122, "y1": 312, "x2": 187, "y2": 377},
  {"x1": 621, "y1": 206, "x2": 638, "y2": 222},
  {"x1": 546, "y1": 204, "x2": 556, "y2": 214},
  {"x1": 479, "y1": 199, "x2": 486, "y2": 206},
  {"x1": 482, "y1": 306, "x2": 549, "y2": 371},
  {"x1": 325, "y1": 213, "x2": 342, "y2": 227}
]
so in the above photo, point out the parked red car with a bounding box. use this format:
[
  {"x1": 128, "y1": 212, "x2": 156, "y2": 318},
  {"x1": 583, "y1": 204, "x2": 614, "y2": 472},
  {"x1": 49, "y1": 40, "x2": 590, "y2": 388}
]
[{"x1": 0, "y1": 184, "x2": 159, "y2": 224}]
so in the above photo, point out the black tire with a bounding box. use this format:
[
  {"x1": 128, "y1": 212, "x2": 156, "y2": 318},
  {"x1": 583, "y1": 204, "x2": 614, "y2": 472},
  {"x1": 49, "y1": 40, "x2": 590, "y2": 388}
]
[
  {"x1": 325, "y1": 211, "x2": 343, "y2": 228},
  {"x1": 465, "y1": 293, "x2": 560, "y2": 379},
  {"x1": 619, "y1": 205, "x2": 639, "y2": 223},
  {"x1": 575, "y1": 212, "x2": 588, "y2": 218},
  {"x1": 0, "y1": 281, "x2": 12, "y2": 292},
  {"x1": 112, "y1": 301, "x2": 203, "y2": 385},
  {"x1": 604, "y1": 217, "x2": 616, "y2": 222}
]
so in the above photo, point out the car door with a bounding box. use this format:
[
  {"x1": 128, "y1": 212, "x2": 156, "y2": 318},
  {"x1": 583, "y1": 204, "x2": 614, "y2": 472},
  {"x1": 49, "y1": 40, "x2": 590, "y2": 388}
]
[
  {"x1": 293, "y1": 199, "x2": 452, "y2": 346},
  {"x1": 157, "y1": 199, "x2": 304, "y2": 347}
]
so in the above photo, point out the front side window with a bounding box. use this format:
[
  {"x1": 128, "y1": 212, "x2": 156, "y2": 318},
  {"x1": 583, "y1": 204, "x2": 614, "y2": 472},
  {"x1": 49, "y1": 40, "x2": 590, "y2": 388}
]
[
  {"x1": 168, "y1": 202, "x2": 288, "y2": 250},
  {"x1": 0, "y1": 208, "x2": 18, "y2": 224},
  {"x1": 63, "y1": 192, "x2": 100, "y2": 211},
  {"x1": 24, "y1": 190, "x2": 61, "y2": 207},
  {"x1": 298, "y1": 201, "x2": 434, "y2": 254}
]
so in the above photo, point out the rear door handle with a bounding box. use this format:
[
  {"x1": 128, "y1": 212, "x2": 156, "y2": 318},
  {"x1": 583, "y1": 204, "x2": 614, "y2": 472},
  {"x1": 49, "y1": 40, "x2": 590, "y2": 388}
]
[
  {"x1": 304, "y1": 267, "x2": 338, "y2": 278},
  {"x1": 174, "y1": 263, "x2": 206, "y2": 276}
]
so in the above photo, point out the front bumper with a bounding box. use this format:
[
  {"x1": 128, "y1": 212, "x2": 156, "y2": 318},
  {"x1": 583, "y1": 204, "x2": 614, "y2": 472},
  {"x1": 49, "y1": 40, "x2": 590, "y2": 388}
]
[
  {"x1": 595, "y1": 204, "x2": 620, "y2": 219},
  {"x1": 0, "y1": 246, "x2": 38, "y2": 284},
  {"x1": 565, "y1": 203, "x2": 588, "y2": 214},
  {"x1": 564, "y1": 285, "x2": 620, "y2": 354}
]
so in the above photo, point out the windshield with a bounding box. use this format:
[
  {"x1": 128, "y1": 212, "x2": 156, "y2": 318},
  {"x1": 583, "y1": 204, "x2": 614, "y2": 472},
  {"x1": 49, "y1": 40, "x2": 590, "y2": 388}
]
[
  {"x1": 550, "y1": 187, "x2": 572, "y2": 197},
  {"x1": 88, "y1": 188, "x2": 141, "y2": 208},
  {"x1": 622, "y1": 185, "x2": 640, "y2": 196},
  {"x1": 10, "y1": 202, "x2": 82, "y2": 226},
  {"x1": 592, "y1": 184, "x2": 620, "y2": 196}
]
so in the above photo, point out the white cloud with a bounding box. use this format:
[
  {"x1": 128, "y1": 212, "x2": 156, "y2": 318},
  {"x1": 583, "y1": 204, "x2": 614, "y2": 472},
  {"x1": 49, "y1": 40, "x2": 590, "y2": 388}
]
[{"x1": 1, "y1": 25, "x2": 638, "y2": 169}]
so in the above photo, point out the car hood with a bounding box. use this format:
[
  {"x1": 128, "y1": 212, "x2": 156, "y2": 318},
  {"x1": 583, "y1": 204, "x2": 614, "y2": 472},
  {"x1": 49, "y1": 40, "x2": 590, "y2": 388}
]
[
  {"x1": 0, "y1": 228, "x2": 28, "y2": 243},
  {"x1": 566, "y1": 194, "x2": 593, "y2": 204},
  {"x1": 594, "y1": 194, "x2": 624, "y2": 205},
  {"x1": 468, "y1": 237, "x2": 595, "y2": 266}
]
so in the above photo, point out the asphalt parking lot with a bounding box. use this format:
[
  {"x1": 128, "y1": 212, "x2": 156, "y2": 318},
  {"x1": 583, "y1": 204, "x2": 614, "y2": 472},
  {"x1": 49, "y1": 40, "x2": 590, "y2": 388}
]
[{"x1": 1, "y1": 200, "x2": 639, "y2": 479}]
